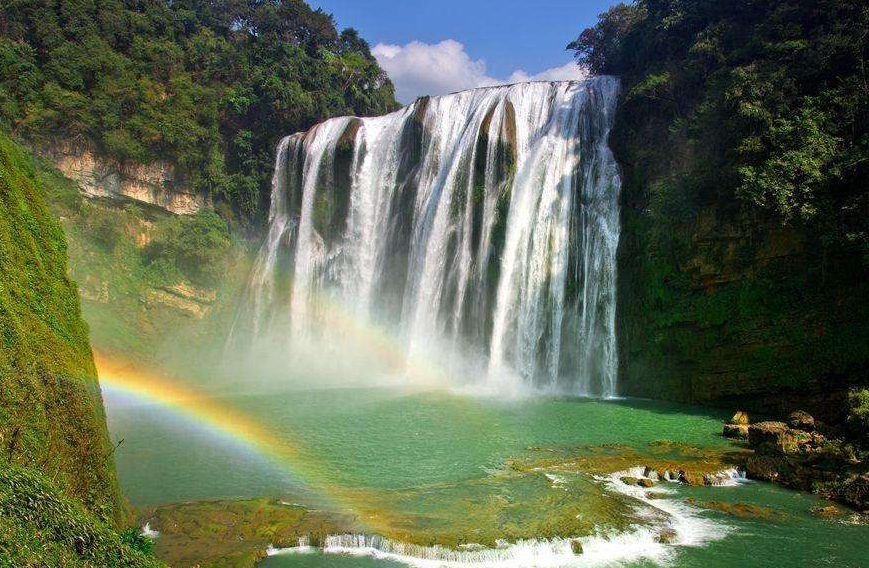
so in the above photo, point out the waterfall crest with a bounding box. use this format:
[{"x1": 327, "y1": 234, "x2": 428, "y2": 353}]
[{"x1": 231, "y1": 77, "x2": 621, "y2": 396}]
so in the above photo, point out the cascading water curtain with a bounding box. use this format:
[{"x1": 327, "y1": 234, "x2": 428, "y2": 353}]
[{"x1": 231, "y1": 77, "x2": 621, "y2": 397}]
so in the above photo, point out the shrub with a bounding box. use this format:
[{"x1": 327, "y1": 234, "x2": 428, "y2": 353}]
[{"x1": 846, "y1": 389, "x2": 869, "y2": 448}]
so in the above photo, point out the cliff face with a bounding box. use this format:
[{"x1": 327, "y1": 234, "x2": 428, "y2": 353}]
[
  {"x1": 567, "y1": 0, "x2": 869, "y2": 420},
  {"x1": 0, "y1": 132, "x2": 123, "y2": 524},
  {"x1": 40, "y1": 142, "x2": 206, "y2": 215},
  {"x1": 616, "y1": 200, "x2": 869, "y2": 420}
]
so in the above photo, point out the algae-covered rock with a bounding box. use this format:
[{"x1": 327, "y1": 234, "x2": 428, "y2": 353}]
[
  {"x1": 570, "y1": 540, "x2": 583, "y2": 555},
  {"x1": 656, "y1": 527, "x2": 677, "y2": 544},
  {"x1": 810, "y1": 504, "x2": 844, "y2": 517},
  {"x1": 619, "y1": 476, "x2": 640, "y2": 486},
  {"x1": 678, "y1": 471, "x2": 706, "y2": 486},
  {"x1": 689, "y1": 499, "x2": 786, "y2": 520}
]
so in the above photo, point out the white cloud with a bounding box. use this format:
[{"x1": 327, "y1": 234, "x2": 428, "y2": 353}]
[{"x1": 372, "y1": 40, "x2": 588, "y2": 104}]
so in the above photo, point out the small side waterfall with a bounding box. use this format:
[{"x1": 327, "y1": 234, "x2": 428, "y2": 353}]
[{"x1": 230, "y1": 77, "x2": 621, "y2": 396}]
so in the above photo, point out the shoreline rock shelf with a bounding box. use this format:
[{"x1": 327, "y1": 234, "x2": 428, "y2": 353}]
[{"x1": 727, "y1": 409, "x2": 869, "y2": 512}]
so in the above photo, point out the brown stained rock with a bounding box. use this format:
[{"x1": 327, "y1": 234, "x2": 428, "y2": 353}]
[{"x1": 637, "y1": 478, "x2": 655, "y2": 488}]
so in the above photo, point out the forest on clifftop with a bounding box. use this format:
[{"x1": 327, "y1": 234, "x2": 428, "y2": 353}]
[{"x1": 0, "y1": 0, "x2": 398, "y2": 224}]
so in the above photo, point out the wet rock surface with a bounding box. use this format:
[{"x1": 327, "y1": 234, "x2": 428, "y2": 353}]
[{"x1": 735, "y1": 410, "x2": 869, "y2": 512}]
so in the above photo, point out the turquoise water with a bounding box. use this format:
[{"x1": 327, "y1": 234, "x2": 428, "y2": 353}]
[
  {"x1": 107, "y1": 388, "x2": 731, "y2": 504},
  {"x1": 105, "y1": 388, "x2": 869, "y2": 567}
]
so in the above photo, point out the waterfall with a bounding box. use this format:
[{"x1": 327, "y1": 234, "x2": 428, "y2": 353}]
[{"x1": 231, "y1": 77, "x2": 621, "y2": 396}]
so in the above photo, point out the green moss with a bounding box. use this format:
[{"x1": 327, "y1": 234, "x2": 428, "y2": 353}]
[{"x1": 0, "y1": 131, "x2": 123, "y2": 524}]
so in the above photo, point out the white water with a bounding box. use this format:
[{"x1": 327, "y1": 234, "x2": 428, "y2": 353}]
[
  {"x1": 265, "y1": 464, "x2": 744, "y2": 568},
  {"x1": 231, "y1": 78, "x2": 622, "y2": 396}
]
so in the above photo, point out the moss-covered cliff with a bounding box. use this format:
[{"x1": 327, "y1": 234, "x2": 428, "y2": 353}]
[
  {"x1": 570, "y1": 0, "x2": 869, "y2": 418},
  {"x1": 0, "y1": 130, "x2": 124, "y2": 521},
  {"x1": 0, "y1": 131, "x2": 165, "y2": 565},
  {"x1": 617, "y1": 195, "x2": 869, "y2": 418}
]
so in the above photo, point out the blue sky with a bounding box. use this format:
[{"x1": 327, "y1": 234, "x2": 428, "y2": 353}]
[{"x1": 310, "y1": 0, "x2": 618, "y2": 102}]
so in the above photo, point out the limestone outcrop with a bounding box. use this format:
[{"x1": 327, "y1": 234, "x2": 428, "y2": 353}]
[{"x1": 40, "y1": 141, "x2": 206, "y2": 215}]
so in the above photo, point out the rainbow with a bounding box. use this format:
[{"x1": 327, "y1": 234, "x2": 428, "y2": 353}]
[{"x1": 94, "y1": 353, "x2": 388, "y2": 530}]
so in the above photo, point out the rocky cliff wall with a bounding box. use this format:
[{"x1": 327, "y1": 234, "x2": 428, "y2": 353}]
[
  {"x1": 39, "y1": 142, "x2": 206, "y2": 215},
  {"x1": 616, "y1": 200, "x2": 869, "y2": 421}
]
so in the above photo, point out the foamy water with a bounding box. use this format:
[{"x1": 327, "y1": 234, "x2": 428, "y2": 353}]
[{"x1": 266, "y1": 464, "x2": 745, "y2": 568}]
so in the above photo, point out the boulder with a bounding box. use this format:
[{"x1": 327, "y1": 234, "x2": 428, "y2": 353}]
[
  {"x1": 788, "y1": 410, "x2": 815, "y2": 431},
  {"x1": 678, "y1": 470, "x2": 705, "y2": 486},
  {"x1": 748, "y1": 421, "x2": 805, "y2": 455},
  {"x1": 728, "y1": 411, "x2": 750, "y2": 425},
  {"x1": 619, "y1": 476, "x2": 639, "y2": 486},
  {"x1": 637, "y1": 478, "x2": 655, "y2": 488},
  {"x1": 840, "y1": 474, "x2": 869, "y2": 511},
  {"x1": 643, "y1": 466, "x2": 659, "y2": 480},
  {"x1": 723, "y1": 423, "x2": 749, "y2": 439},
  {"x1": 745, "y1": 454, "x2": 784, "y2": 483}
]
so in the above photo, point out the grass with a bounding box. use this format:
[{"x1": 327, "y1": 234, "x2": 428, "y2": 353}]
[{"x1": 0, "y1": 460, "x2": 163, "y2": 568}]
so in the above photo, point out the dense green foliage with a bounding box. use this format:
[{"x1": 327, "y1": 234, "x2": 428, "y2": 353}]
[
  {"x1": 143, "y1": 209, "x2": 232, "y2": 285},
  {"x1": 0, "y1": 130, "x2": 124, "y2": 523},
  {"x1": 570, "y1": 0, "x2": 868, "y2": 256},
  {"x1": 0, "y1": 461, "x2": 163, "y2": 568},
  {"x1": 0, "y1": 0, "x2": 398, "y2": 223},
  {"x1": 571, "y1": 1, "x2": 869, "y2": 411}
]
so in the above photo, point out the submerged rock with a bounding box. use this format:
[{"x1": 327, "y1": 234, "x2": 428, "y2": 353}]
[
  {"x1": 810, "y1": 504, "x2": 844, "y2": 517},
  {"x1": 620, "y1": 476, "x2": 640, "y2": 486},
  {"x1": 689, "y1": 500, "x2": 786, "y2": 521}
]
